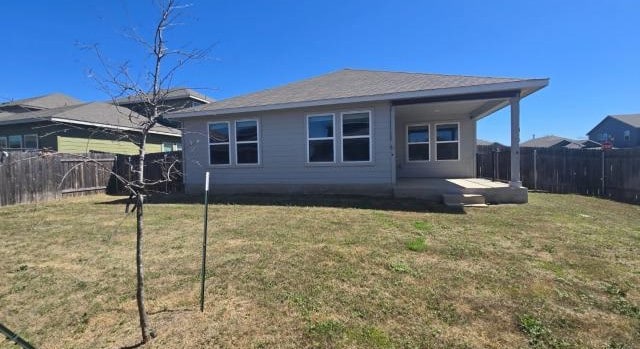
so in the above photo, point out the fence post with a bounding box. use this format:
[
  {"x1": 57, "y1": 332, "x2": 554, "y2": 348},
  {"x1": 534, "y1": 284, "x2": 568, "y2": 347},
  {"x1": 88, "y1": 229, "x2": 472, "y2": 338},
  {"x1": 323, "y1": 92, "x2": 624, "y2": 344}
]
[
  {"x1": 601, "y1": 149, "x2": 605, "y2": 196},
  {"x1": 533, "y1": 149, "x2": 537, "y2": 190},
  {"x1": 495, "y1": 148, "x2": 500, "y2": 181}
]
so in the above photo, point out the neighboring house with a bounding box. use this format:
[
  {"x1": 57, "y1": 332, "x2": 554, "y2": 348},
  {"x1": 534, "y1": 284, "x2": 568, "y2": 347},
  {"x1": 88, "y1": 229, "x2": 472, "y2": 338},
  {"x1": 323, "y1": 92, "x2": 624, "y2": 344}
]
[
  {"x1": 477, "y1": 139, "x2": 507, "y2": 149},
  {"x1": 587, "y1": 113, "x2": 640, "y2": 148},
  {"x1": 113, "y1": 87, "x2": 213, "y2": 127},
  {"x1": 168, "y1": 68, "x2": 548, "y2": 203},
  {"x1": 520, "y1": 135, "x2": 600, "y2": 149},
  {"x1": 0, "y1": 101, "x2": 180, "y2": 154},
  {"x1": 0, "y1": 93, "x2": 82, "y2": 113}
]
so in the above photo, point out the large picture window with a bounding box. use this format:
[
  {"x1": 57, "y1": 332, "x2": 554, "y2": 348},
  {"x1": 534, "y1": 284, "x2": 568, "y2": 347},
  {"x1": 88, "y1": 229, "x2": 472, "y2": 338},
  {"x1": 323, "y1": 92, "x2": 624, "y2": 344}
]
[
  {"x1": 407, "y1": 124, "x2": 429, "y2": 162},
  {"x1": 235, "y1": 120, "x2": 259, "y2": 164},
  {"x1": 307, "y1": 114, "x2": 334, "y2": 162},
  {"x1": 342, "y1": 111, "x2": 371, "y2": 162},
  {"x1": 208, "y1": 122, "x2": 230, "y2": 165},
  {"x1": 436, "y1": 123, "x2": 459, "y2": 160},
  {"x1": 8, "y1": 135, "x2": 22, "y2": 149}
]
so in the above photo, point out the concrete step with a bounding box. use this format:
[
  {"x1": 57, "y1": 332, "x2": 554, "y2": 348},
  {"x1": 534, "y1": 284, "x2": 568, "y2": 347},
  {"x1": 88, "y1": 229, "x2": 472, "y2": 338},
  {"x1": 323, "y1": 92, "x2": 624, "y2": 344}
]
[{"x1": 442, "y1": 193, "x2": 486, "y2": 207}]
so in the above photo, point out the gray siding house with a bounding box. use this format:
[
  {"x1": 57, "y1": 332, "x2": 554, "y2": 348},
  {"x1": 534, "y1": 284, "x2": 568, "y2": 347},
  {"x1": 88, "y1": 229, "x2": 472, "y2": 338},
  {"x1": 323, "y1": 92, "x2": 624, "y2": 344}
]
[
  {"x1": 587, "y1": 113, "x2": 640, "y2": 148},
  {"x1": 168, "y1": 69, "x2": 548, "y2": 203}
]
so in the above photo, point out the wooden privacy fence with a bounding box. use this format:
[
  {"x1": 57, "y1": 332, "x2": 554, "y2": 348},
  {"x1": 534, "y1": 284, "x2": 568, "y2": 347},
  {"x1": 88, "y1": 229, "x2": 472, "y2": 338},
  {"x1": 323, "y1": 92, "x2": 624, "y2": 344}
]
[
  {"x1": 477, "y1": 145, "x2": 640, "y2": 203},
  {"x1": 0, "y1": 151, "x2": 183, "y2": 206},
  {"x1": 0, "y1": 152, "x2": 116, "y2": 206},
  {"x1": 108, "y1": 151, "x2": 183, "y2": 195}
]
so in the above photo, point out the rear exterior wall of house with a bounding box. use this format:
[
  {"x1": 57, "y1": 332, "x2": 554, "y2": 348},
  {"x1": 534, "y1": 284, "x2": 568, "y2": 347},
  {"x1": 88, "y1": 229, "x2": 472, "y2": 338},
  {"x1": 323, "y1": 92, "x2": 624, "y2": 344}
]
[
  {"x1": 181, "y1": 102, "x2": 395, "y2": 195},
  {"x1": 180, "y1": 101, "x2": 479, "y2": 195}
]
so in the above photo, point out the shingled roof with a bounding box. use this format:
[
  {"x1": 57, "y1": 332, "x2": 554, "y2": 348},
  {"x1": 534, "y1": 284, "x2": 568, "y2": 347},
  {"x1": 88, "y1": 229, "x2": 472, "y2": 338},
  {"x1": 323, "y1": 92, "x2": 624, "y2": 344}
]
[
  {"x1": 168, "y1": 68, "x2": 548, "y2": 118},
  {"x1": 0, "y1": 93, "x2": 82, "y2": 112},
  {"x1": 609, "y1": 114, "x2": 640, "y2": 128},
  {"x1": 113, "y1": 87, "x2": 213, "y2": 105},
  {"x1": 520, "y1": 135, "x2": 600, "y2": 149},
  {"x1": 0, "y1": 102, "x2": 179, "y2": 136}
]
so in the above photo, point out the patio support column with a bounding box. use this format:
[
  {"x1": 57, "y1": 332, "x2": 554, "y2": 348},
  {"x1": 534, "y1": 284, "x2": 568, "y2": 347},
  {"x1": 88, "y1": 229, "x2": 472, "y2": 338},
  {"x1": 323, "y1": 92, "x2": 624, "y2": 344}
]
[{"x1": 509, "y1": 93, "x2": 522, "y2": 188}]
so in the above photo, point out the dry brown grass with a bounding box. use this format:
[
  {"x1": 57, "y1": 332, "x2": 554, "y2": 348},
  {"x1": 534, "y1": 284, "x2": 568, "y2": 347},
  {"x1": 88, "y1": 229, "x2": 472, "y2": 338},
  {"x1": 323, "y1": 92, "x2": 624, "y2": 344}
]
[{"x1": 1, "y1": 193, "x2": 639, "y2": 348}]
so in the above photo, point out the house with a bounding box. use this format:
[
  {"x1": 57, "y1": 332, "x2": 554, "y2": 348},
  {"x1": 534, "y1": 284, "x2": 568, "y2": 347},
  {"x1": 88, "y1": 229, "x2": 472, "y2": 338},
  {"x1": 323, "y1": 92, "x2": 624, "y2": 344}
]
[
  {"x1": 0, "y1": 93, "x2": 81, "y2": 113},
  {"x1": 521, "y1": 135, "x2": 600, "y2": 149},
  {"x1": 113, "y1": 87, "x2": 213, "y2": 127},
  {"x1": 587, "y1": 113, "x2": 640, "y2": 148},
  {"x1": 0, "y1": 97, "x2": 180, "y2": 154},
  {"x1": 167, "y1": 69, "x2": 548, "y2": 204},
  {"x1": 477, "y1": 139, "x2": 505, "y2": 147}
]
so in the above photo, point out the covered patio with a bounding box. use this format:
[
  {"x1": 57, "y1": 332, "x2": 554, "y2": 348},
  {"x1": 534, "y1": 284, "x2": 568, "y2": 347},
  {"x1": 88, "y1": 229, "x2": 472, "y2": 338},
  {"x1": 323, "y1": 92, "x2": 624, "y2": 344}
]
[{"x1": 389, "y1": 83, "x2": 546, "y2": 205}]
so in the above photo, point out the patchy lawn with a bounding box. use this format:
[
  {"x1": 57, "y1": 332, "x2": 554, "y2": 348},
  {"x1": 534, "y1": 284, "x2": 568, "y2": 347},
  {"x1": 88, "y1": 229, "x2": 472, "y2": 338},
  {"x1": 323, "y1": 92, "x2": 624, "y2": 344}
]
[{"x1": 1, "y1": 193, "x2": 639, "y2": 348}]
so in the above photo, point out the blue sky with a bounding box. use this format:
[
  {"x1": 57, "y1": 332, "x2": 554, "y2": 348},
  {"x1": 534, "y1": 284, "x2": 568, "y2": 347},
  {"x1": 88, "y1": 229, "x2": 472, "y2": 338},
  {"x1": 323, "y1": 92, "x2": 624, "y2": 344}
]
[{"x1": 1, "y1": 0, "x2": 639, "y2": 144}]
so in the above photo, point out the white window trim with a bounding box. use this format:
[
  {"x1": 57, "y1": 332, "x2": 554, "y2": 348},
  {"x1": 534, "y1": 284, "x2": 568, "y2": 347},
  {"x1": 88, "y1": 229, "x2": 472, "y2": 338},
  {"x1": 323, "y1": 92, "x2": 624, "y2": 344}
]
[
  {"x1": 306, "y1": 113, "x2": 336, "y2": 164},
  {"x1": 435, "y1": 122, "x2": 461, "y2": 162},
  {"x1": 406, "y1": 123, "x2": 430, "y2": 163},
  {"x1": 23, "y1": 134, "x2": 38, "y2": 149},
  {"x1": 234, "y1": 119, "x2": 261, "y2": 166},
  {"x1": 207, "y1": 121, "x2": 231, "y2": 166},
  {"x1": 341, "y1": 110, "x2": 372, "y2": 163},
  {"x1": 0, "y1": 136, "x2": 7, "y2": 149},
  {"x1": 8, "y1": 135, "x2": 23, "y2": 149}
]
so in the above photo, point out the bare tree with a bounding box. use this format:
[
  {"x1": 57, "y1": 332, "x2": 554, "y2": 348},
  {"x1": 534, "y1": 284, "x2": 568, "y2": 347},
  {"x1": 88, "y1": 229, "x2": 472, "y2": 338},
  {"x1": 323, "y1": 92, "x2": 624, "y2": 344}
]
[{"x1": 84, "y1": 0, "x2": 211, "y2": 344}]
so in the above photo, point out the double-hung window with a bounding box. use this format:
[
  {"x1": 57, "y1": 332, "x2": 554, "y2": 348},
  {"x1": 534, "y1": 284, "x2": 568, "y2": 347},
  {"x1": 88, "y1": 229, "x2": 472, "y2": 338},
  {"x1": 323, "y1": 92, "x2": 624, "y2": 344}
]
[
  {"x1": 235, "y1": 120, "x2": 259, "y2": 164},
  {"x1": 307, "y1": 114, "x2": 335, "y2": 162},
  {"x1": 624, "y1": 130, "x2": 631, "y2": 142},
  {"x1": 407, "y1": 124, "x2": 429, "y2": 162},
  {"x1": 0, "y1": 136, "x2": 7, "y2": 149},
  {"x1": 341, "y1": 111, "x2": 371, "y2": 162},
  {"x1": 8, "y1": 135, "x2": 22, "y2": 149},
  {"x1": 24, "y1": 134, "x2": 38, "y2": 149},
  {"x1": 209, "y1": 122, "x2": 230, "y2": 165},
  {"x1": 436, "y1": 123, "x2": 459, "y2": 160}
]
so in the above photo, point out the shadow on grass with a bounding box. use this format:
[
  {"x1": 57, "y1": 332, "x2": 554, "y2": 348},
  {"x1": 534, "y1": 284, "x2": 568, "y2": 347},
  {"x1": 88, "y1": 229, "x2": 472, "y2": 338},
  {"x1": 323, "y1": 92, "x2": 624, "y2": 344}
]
[
  {"x1": 97, "y1": 193, "x2": 465, "y2": 214},
  {"x1": 120, "y1": 342, "x2": 145, "y2": 349}
]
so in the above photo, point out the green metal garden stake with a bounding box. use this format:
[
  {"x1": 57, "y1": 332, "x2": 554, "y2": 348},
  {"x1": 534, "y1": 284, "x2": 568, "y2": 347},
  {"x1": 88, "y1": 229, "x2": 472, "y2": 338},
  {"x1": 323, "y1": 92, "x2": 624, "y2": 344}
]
[{"x1": 200, "y1": 171, "x2": 210, "y2": 312}]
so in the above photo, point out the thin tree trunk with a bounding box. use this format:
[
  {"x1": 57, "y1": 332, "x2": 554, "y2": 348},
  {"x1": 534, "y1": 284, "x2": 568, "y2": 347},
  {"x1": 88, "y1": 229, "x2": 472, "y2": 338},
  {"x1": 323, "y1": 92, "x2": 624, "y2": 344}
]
[
  {"x1": 135, "y1": 194, "x2": 150, "y2": 342},
  {"x1": 136, "y1": 137, "x2": 151, "y2": 343}
]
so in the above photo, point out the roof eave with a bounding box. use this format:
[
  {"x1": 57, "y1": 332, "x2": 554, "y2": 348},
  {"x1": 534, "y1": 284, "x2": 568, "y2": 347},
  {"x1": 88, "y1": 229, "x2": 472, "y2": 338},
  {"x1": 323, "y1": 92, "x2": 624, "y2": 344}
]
[
  {"x1": 166, "y1": 78, "x2": 549, "y2": 119},
  {"x1": 48, "y1": 117, "x2": 181, "y2": 137}
]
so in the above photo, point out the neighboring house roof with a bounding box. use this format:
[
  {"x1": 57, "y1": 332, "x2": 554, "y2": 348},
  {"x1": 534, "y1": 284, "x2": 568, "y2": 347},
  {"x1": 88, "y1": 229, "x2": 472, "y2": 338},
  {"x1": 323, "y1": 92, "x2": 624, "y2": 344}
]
[
  {"x1": 587, "y1": 113, "x2": 640, "y2": 136},
  {"x1": 520, "y1": 135, "x2": 599, "y2": 149},
  {"x1": 0, "y1": 93, "x2": 82, "y2": 112},
  {"x1": 477, "y1": 139, "x2": 506, "y2": 147},
  {"x1": 168, "y1": 68, "x2": 548, "y2": 118},
  {"x1": 0, "y1": 102, "x2": 179, "y2": 136},
  {"x1": 113, "y1": 87, "x2": 213, "y2": 105}
]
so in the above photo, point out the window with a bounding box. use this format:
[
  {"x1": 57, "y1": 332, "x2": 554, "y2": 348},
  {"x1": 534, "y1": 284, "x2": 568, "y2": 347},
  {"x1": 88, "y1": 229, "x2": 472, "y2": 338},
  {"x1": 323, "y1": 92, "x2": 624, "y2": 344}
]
[
  {"x1": 436, "y1": 123, "x2": 459, "y2": 160},
  {"x1": 624, "y1": 130, "x2": 631, "y2": 142},
  {"x1": 235, "y1": 120, "x2": 259, "y2": 164},
  {"x1": 0, "y1": 136, "x2": 7, "y2": 149},
  {"x1": 342, "y1": 111, "x2": 371, "y2": 162},
  {"x1": 601, "y1": 133, "x2": 609, "y2": 142},
  {"x1": 208, "y1": 122, "x2": 230, "y2": 165},
  {"x1": 162, "y1": 143, "x2": 174, "y2": 152},
  {"x1": 407, "y1": 124, "x2": 429, "y2": 162},
  {"x1": 23, "y1": 134, "x2": 38, "y2": 149},
  {"x1": 8, "y1": 135, "x2": 22, "y2": 149},
  {"x1": 307, "y1": 114, "x2": 334, "y2": 162}
]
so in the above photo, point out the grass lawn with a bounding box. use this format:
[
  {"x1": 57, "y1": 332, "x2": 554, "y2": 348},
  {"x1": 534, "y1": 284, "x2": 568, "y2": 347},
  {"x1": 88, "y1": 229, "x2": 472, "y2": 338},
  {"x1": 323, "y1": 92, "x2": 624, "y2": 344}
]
[{"x1": 1, "y1": 193, "x2": 639, "y2": 348}]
